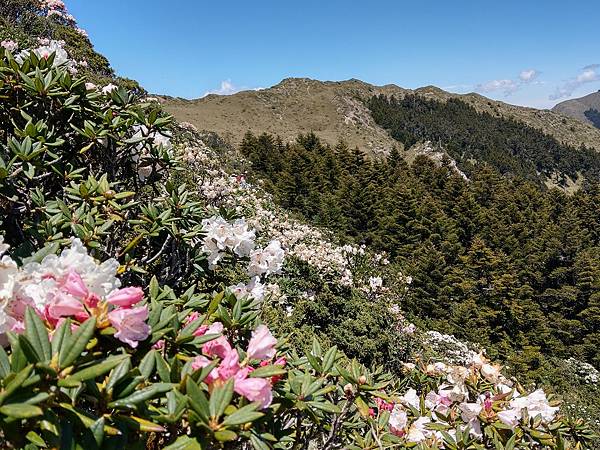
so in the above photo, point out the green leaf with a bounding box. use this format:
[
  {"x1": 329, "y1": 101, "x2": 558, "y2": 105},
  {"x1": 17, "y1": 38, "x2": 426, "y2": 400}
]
[
  {"x1": 25, "y1": 307, "x2": 51, "y2": 362},
  {"x1": 51, "y1": 318, "x2": 71, "y2": 356},
  {"x1": 205, "y1": 291, "x2": 224, "y2": 320},
  {"x1": 222, "y1": 403, "x2": 264, "y2": 426},
  {"x1": 21, "y1": 243, "x2": 59, "y2": 265},
  {"x1": 90, "y1": 417, "x2": 105, "y2": 447},
  {"x1": 59, "y1": 317, "x2": 96, "y2": 369},
  {"x1": 163, "y1": 436, "x2": 201, "y2": 450},
  {"x1": 214, "y1": 430, "x2": 237, "y2": 442},
  {"x1": 106, "y1": 357, "x2": 132, "y2": 392},
  {"x1": 25, "y1": 430, "x2": 47, "y2": 447},
  {"x1": 307, "y1": 400, "x2": 341, "y2": 414},
  {"x1": 322, "y1": 345, "x2": 338, "y2": 373},
  {"x1": 64, "y1": 355, "x2": 129, "y2": 383},
  {"x1": 0, "y1": 364, "x2": 33, "y2": 405},
  {"x1": 249, "y1": 434, "x2": 271, "y2": 450},
  {"x1": 116, "y1": 415, "x2": 166, "y2": 432},
  {"x1": 248, "y1": 365, "x2": 286, "y2": 378},
  {"x1": 149, "y1": 276, "x2": 160, "y2": 300},
  {"x1": 354, "y1": 396, "x2": 370, "y2": 418},
  {"x1": 59, "y1": 403, "x2": 121, "y2": 436},
  {"x1": 109, "y1": 383, "x2": 174, "y2": 408},
  {"x1": 185, "y1": 378, "x2": 209, "y2": 423},
  {"x1": 155, "y1": 351, "x2": 171, "y2": 382},
  {"x1": 0, "y1": 403, "x2": 43, "y2": 418},
  {"x1": 139, "y1": 349, "x2": 156, "y2": 379},
  {"x1": 209, "y1": 378, "x2": 234, "y2": 419},
  {"x1": 0, "y1": 347, "x2": 10, "y2": 378}
]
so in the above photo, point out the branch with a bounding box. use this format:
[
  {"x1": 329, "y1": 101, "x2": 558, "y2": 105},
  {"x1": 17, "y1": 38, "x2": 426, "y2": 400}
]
[{"x1": 322, "y1": 399, "x2": 352, "y2": 450}]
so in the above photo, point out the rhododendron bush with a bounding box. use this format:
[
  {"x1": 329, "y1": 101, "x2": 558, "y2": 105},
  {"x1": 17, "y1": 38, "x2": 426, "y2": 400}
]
[{"x1": 0, "y1": 33, "x2": 597, "y2": 450}]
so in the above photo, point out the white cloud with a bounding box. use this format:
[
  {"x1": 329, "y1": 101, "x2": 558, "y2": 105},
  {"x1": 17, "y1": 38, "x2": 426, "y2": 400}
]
[
  {"x1": 202, "y1": 80, "x2": 265, "y2": 97},
  {"x1": 203, "y1": 79, "x2": 239, "y2": 97},
  {"x1": 550, "y1": 64, "x2": 599, "y2": 100},
  {"x1": 475, "y1": 68, "x2": 541, "y2": 97},
  {"x1": 476, "y1": 79, "x2": 519, "y2": 95},
  {"x1": 519, "y1": 69, "x2": 540, "y2": 82}
]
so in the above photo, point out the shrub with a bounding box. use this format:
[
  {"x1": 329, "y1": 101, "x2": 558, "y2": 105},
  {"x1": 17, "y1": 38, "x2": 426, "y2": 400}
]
[{"x1": 0, "y1": 37, "x2": 596, "y2": 450}]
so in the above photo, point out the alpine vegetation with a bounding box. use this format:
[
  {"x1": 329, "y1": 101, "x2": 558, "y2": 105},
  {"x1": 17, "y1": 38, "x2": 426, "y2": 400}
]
[{"x1": 0, "y1": 1, "x2": 598, "y2": 449}]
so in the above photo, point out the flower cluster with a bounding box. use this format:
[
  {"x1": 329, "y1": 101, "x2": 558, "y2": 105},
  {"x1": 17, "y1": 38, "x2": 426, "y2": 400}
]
[
  {"x1": 201, "y1": 216, "x2": 256, "y2": 268},
  {"x1": 1, "y1": 40, "x2": 18, "y2": 52},
  {"x1": 190, "y1": 322, "x2": 282, "y2": 408},
  {"x1": 39, "y1": 0, "x2": 77, "y2": 24},
  {"x1": 183, "y1": 141, "x2": 401, "y2": 291},
  {"x1": 201, "y1": 216, "x2": 284, "y2": 277},
  {"x1": 425, "y1": 330, "x2": 483, "y2": 366},
  {"x1": 0, "y1": 237, "x2": 150, "y2": 348},
  {"x1": 13, "y1": 39, "x2": 87, "y2": 74},
  {"x1": 380, "y1": 355, "x2": 560, "y2": 446}
]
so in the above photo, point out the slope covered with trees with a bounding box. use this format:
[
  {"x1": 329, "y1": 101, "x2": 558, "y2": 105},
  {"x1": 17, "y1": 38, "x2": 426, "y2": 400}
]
[
  {"x1": 368, "y1": 94, "x2": 600, "y2": 185},
  {"x1": 585, "y1": 109, "x2": 600, "y2": 129},
  {"x1": 240, "y1": 131, "x2": 600, "y2": 373}
]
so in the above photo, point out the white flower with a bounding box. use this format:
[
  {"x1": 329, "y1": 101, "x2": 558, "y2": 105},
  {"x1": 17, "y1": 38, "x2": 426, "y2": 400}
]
[
  {"x1": 406, "y1": 416, "x2": 431, "y2": 443},
  {"x1": 1, "y1": 40, "x2": 18, "y2": 52},
  {"x1": 509, "y1": 389, "x2": 559, "y2": 423},
  {"x1": 102, "y1": 83, "x2": 118, "y2": 94},
  {"x1": 230, "y1": 277, "x2": 265, "y2": 301},
  {"x1": 368, "y1": 276, "x2": 383, "y2": 291},
  {"x1": 85, "y1": 82, "x2": 97, "y2": 91},
  {"x1": 19, "y1": 238, "x2": 120, "y2": 309},
  {"x1": 0, "y1": 255, "x2": 18, "y2": 301},
  {"x1": 402, "y1": 323, "x2": 416, "y2": 335},
  {"x1": 0, "y1": 236, "x2": 9, "y2": 256},
  {"x1": 42, "y1": 0, "x2": 66, "y2": 10},
  {"x1": 247, "y1": 240, "x2": 284, "y2": 277},
  {"x1": 498, "y1": 408, "x2": 521, "y2": 429},
  {"x1": 201, "y1": 216, "x2": 257, "y2": 269},
  {"x1": 389, "y1": 406, "x2": 408, "y2": 434},
  {"x1": 481, "y1": 363, "x2": 502, "y2": 384},
  {"x1": 400, "y1": 388, "x2": 420, "y2": 410}
]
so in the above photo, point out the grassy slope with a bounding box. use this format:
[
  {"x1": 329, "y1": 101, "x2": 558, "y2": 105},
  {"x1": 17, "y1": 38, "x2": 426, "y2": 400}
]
[{"x1": 160, "y1": 77, "x2": 600, "y2": 155}]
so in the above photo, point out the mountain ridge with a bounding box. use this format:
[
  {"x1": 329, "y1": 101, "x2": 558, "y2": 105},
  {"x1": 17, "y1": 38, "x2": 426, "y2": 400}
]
[
  {"x1": 159, "y1": 77, "x2": 600, "y2": 154},
  {"x1": 553, "y1": 91, "x2": 600, "y2": 128}
]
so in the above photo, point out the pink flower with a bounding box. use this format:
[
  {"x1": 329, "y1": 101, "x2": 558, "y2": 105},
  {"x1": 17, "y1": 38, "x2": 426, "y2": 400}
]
[
  {"x1": 10, "y1": 320, "x2": 25, "y2": 334},
  {"x1": 45, "y1": 292, "x2": 89, "y2": 325},
  {"x1": 217, "y1": 348, "x2": 241, "y2": 380},
  {"x1": 184, "y1": 311, "x2": 200, "y2": 325},
  {"x1": 193, "y1": 325, "x2": 209, "y2": 337},
  {"x1": 108, "y1": 305, "x2": 150, "y2": 348},
  {"x1": 234, "y1": 369, "x2": 273, "y2": 408},
  {"x1": 246, "y1": 325, "x2": 277, "y2": 360},
  {"x1": 60, "y1": 270, "x2": 99, "y2": 308},
  {"x1": 201, "y1": 322, "x2": 230, "y2": 358},
  {"x1": 192, "y1": 355, "x2": 219, "y2": 383},
  {"x1": 107, "y1": 287, "x2": 144, "y2": 308},
  {"x1": 61, "y1": 270, "x2": 89, "y2": 299},
  {"x1": 202, "y1": 335, "x2": 232, "y2": 359},
  {"x1": 376, "y1": 397, "x2": 394, "y2": 412},
  {"x1": 152, "y1": 339, "x2": 165, "y2": 350}
]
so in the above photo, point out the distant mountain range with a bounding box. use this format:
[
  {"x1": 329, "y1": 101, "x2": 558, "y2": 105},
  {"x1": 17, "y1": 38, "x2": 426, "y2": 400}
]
[
  {"x1": 553, "y1": 91, "x2": 600, "y2": 129},
  {"x1": 159, "y1": 78, "x2": 600, "y2": 154}
]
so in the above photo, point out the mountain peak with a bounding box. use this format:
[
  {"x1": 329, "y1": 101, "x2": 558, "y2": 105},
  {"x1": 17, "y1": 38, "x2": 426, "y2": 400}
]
[{"x1": 553, "y1": 91, "x2": 600, "y2": 128}]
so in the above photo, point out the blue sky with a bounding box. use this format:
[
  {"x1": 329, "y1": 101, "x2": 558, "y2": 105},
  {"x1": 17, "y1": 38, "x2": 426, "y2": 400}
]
[{"x1": 68, "y1": 0, "x2": 600, "y2": 109}]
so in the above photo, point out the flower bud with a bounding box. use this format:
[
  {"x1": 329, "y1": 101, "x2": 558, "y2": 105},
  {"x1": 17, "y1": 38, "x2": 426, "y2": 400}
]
[
  {"x1": 344, "y1": 383, "x2": 354, "y2": 397},
  {"x1": 358, "y1": 375, "x2": 367, "y2": 385}
]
